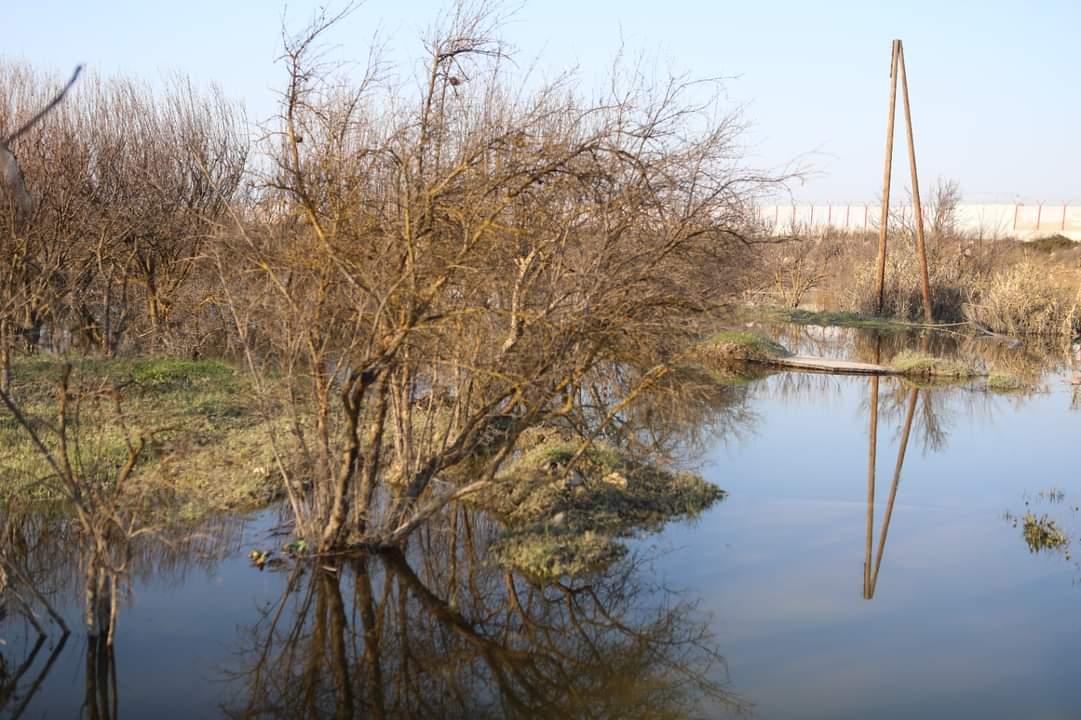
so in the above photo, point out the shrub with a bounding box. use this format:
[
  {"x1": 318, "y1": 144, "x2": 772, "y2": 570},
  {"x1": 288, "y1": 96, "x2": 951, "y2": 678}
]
[
  {"x1": 843, "y1": 239, "x2": 975, "y2": 323},
  {"x1": 963, "y1": 262, "x2": 1081, "y2": 337}
]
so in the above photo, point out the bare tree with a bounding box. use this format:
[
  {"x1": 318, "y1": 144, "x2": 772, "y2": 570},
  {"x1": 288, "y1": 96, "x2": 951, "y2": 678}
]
[
  {"x1": 928, "y1": 177, "x2": 961, "y2": 245},
  {"x1": 220, "y1": 2, "x2": 783, "y2": 553},
  {"x1": 0, "y1": 66, "x2": 82, "y2": 390},
  {"x1": 0, "y1": 65, "x2": 82, "y2": 218},
  {"x1": 0, "y1": 64, "x2": 247, "y2": 378}
]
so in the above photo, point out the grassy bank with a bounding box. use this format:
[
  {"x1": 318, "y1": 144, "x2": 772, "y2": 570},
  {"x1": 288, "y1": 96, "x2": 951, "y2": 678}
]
[
  {"x1": 695, "y1": 330, "x2": 791, "y2": 364},
  {"x1": 0, "y1": 356, "x2": 284, "y2": 521},
  {"x1": 471, "y1": 428, "x2": 724, "y2": 579}
]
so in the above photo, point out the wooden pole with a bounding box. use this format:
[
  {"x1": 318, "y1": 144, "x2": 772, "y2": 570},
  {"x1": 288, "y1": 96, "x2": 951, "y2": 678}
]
[
  {"x1": 874, "y1": 40, "x2": 901, "y2": 314},
  {"x1": 897, "y1": 43, "x2": 934, "y2": 323}
]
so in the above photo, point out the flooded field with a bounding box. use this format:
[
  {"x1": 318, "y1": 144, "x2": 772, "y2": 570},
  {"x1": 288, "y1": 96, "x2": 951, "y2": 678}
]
[{"x1": 3, "y1": 327, "x2": 1080, "y2": 718}]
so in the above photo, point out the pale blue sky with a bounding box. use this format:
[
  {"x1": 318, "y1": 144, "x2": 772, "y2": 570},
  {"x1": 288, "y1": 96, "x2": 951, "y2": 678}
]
[{"x1": 6, "y1": 1, "x2": 1079, "y2": 202}]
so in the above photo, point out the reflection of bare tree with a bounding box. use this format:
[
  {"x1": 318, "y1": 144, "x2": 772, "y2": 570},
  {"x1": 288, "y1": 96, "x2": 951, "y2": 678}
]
[
  {"x1": 83, "y1": 621, "x2": 118, "y2": 720},
  {"x1": 0, "y1": 629, "x2": 68, "y2": 718},
  {"x1": 0, "y1": 506, "x2": 73, "y2": 632},
  {"x1": 867, "y1": 377, "x2": 1014, "y2": 456},
  {"x1": 0, "y1": 505, "x2": 71, "y2": 717},
  {"x1": 224, "y1": 510, "x2": 747, "y2": 719},
  {"x1": 560, "y1": 362, "x2": 757, "y2": 469},
  {"x1": 763, "y1": 370, "x2": 848, "y2": 406},
  {"x1": 0, "y1": 499, "x2": 249, "y2": 717},
  {"x1": 602, "y1": 364, "x2": 758, "y2": 462}
]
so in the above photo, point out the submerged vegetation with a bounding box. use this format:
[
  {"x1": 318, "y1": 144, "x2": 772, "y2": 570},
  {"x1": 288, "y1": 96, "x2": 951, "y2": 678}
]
[
  {"x1": 473, "y1": 428, "x2": 724, "y2": 578},
  {"x1": 1021, "y1": 512, "x2": 1070, "y2": 554}
]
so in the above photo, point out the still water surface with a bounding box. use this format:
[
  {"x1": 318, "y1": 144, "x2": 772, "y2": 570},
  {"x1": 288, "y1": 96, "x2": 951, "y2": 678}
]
[{"x1": 3, "y1": 328, "x2": 1080, "y2": 718}]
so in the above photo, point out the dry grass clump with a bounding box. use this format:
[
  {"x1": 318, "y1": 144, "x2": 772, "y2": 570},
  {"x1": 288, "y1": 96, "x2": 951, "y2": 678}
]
[
  {"x1": 1027, "y1": 234, "x2": 1078, "y2": 254},
  {"x1": 472, "y1": 429, "x2": 724, "y2": 580},
  {"x1": 838, "y1": 244, "x2": 1081, "y2": 338},
  {"x1": 963, "y1": 262, "x2": 1081, "y2": 338},
  {"x1": 1022, "y1": 512, "x2": 1069, "y2": 554}
]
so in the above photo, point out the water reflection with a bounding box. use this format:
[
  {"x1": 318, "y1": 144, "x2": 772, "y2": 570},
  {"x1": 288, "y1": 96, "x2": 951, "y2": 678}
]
[
  {"x1": 4, "y1": 324, "x2": 1077, "y2": 718},
  {"x1": 862, "y1": 381, "x2": 919, "y2": 600},
  {"x1": 0, "y1": 630, "x2": 68, "y2": 718},
  {"x1": 223, "y1": 511, "x2": 746, "y2": 719},
  {"x1": 766, "y1": 323, "x2": 1070, "y2": 384},
  {"x1": 2, "y1": 503, "x2": 745, "y2": 716},
  {"x1": 0, "y1": 503, "x2": 250, "y2": 717},
  {"x1": 573, "y1": 362, "x2": 757, "y2": 465}
]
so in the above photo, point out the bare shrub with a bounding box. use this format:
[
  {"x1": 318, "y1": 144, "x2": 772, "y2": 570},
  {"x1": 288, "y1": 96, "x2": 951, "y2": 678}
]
[
  {"x1": 928, "y1": 177, "x2": 962, "y2": 244},
  {"x1": 843, "y1": 236, "x2": 976, "y2": 322},
  {"x1": 754, "y1": 236, "x2": 842, "y2": 308},
  {"x1": 220, "y1": 3, "x2": 783, "y2": 552},
  {"x1": 0, "y1": 64, "x2": 248, "y2": 367}
]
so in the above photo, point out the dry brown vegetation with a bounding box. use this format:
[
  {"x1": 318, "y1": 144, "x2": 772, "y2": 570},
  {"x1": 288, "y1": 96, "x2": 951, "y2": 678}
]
[
  {"x1": 1, "y1": 2, "x2": 784, "y2": 558},
  {"x1": 752, "y1": 181, "x2": 1081, "y2": 338},
  {"x1": 0, "y1": 64, "x2": 247, "y2": 389}
]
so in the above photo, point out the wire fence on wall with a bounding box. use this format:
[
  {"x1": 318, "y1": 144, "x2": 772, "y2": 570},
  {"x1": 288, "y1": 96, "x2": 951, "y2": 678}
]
[{"x1": 755, "y1": 203, "x2": 1081, "y2": 240}]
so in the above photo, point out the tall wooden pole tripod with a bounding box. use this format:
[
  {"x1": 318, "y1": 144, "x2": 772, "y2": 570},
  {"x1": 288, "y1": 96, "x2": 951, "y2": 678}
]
[{"x1": 874, "y1": 39, "x2": 934, "y2": 323}]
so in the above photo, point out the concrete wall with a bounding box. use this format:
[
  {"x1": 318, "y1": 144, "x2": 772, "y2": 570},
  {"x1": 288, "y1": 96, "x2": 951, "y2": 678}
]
[{"x1": 756, "y1": 203, "x2": 1081, "y2": 241}]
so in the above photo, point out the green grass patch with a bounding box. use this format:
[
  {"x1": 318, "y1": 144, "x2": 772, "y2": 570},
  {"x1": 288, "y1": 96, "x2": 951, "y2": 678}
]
[
  {"x1": 694, "y1": 330, "x2": 791, "y2": 368},
  {"x1": 0, "y1": 356, "x2": 286, "y2": 521},
  {"x1": 986, "y1": 371, "x2": 1027, "y2": 393},
  {"x1": 471, "y1": 428, "x2": 725, "y2": 580},
  {"x1": 889, "y1": 350, "x2": 979, "y2": 379}
]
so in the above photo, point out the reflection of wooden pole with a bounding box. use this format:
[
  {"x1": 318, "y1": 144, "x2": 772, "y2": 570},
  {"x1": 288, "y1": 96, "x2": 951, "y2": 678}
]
[
  {"x1": 897, "y1": 44, "x2": 934, "y2": 323},
  {"x1": 864, "y1": 375, "x2": 880, "y2": 599},
  {"x1": 869, "y1": 387, "x2": 919, "y2": 596},
  {"x1": 874, "y1": 40, "x2": 901, "y2": 314}
]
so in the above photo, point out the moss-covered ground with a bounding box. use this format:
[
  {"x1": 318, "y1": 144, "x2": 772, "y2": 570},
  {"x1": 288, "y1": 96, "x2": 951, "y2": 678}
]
[
  {"x1": 470, "y1": 428, "x2": 724, "y2": 580},
  {"x1": 0, "y1": 356, "x2": 286, "y2": 522}
]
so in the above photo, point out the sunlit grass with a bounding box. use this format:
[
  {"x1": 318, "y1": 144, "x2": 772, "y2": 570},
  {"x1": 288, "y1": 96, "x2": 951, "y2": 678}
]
[{"x1": 0, "y1": 356, "x2": 286, "y2": 521}]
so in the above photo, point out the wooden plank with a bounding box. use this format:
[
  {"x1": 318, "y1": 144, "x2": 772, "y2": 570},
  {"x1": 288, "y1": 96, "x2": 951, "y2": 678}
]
[{"x1": 762, "y1": 355, "x2": 897, "y2": 376}]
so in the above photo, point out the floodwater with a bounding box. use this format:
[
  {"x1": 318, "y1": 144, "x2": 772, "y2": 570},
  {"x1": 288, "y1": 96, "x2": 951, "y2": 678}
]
[{"x1": 3, "y1": 326, "x2": 1081, "y2": 719}]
